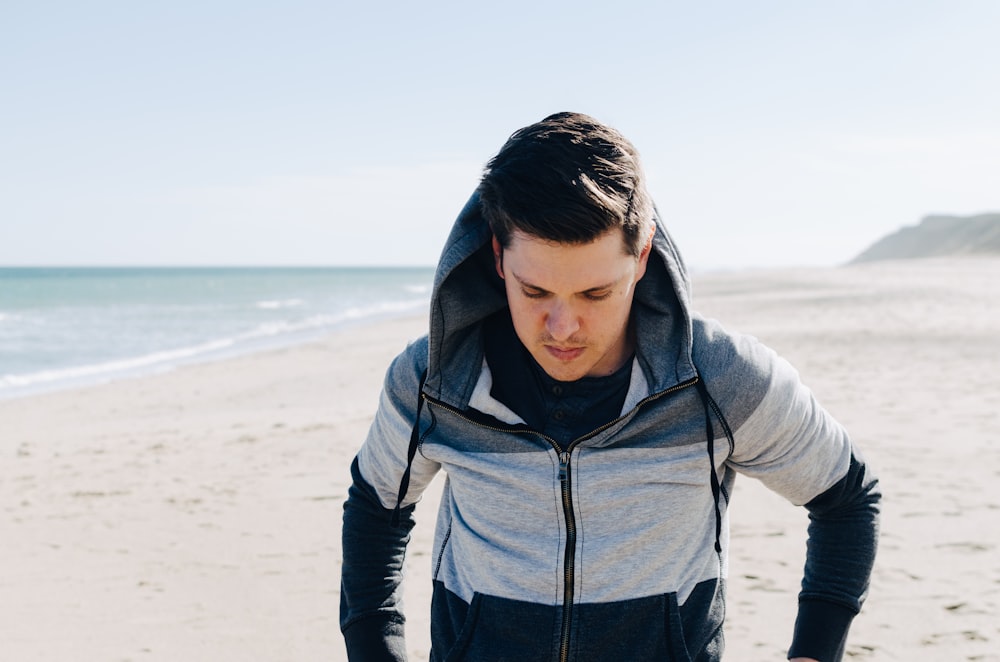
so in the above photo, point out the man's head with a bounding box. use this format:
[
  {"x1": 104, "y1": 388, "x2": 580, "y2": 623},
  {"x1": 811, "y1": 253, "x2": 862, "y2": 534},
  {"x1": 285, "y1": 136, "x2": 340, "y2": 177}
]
[
  {"x1": 478, "y1": 111, "x2": 654, "y2": 257},
  {"x1": 479, "y1": 113, "x2": 656, "y2": 382}
]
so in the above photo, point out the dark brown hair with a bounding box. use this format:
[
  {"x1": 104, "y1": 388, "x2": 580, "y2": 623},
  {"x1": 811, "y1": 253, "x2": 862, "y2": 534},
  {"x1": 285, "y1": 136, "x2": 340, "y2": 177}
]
[{"x1": 478, "y1": 112, "x2": 653, "y2": 257}]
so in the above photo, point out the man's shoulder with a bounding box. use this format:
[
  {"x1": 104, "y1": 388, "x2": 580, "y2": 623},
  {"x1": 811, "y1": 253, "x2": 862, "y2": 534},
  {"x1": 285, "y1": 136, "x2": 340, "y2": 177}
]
[
  {"x1": 690, "y1": 314, "x2": 767, "y2": 360},
  {"x1": 382, "y1": 333, "x2": 430, "y2": 393},
  {"x1": 688, "y1": 315, "x2": 782, "y2": 396}
]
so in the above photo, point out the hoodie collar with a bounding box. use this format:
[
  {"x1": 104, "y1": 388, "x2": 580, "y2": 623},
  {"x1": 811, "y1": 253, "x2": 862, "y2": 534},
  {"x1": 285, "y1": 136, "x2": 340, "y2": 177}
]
[{"x1": 423, "y1": 191, "x2": 696, "y2": 406}]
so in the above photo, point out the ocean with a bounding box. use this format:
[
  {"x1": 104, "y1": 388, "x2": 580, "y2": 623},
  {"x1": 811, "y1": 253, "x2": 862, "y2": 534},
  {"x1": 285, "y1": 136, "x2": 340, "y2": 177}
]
[{"x1": 0, "y1": 267, "x2": 434, "y2": 400}]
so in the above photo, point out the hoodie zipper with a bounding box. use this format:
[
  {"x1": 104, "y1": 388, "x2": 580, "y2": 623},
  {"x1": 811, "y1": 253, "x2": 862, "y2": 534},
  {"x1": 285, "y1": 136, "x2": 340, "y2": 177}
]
[
  {"x1": 423, "y1": 375, "x2": 697, "y2": 662},
  {"x1": 557, "y1": 450, "x2": 575, "y2": 662}
]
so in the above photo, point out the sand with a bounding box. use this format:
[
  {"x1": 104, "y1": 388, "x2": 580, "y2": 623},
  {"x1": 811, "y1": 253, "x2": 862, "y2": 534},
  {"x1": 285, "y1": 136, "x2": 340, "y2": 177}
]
[{"x1": 1, "y1": 257, "x2": 998, "y2": 661}]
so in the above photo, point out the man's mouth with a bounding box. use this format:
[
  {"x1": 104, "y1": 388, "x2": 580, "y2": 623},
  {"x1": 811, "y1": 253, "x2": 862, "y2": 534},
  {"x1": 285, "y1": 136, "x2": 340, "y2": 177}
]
[{"x1": 545, "y1": 345, "x2": 585, "y2": 361}]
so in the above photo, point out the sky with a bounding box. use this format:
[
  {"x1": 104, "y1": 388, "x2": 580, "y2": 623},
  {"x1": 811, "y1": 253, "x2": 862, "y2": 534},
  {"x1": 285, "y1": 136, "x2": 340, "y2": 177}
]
[{"x1": 2, "y1": 1, "x2": 998, "y2": 270}]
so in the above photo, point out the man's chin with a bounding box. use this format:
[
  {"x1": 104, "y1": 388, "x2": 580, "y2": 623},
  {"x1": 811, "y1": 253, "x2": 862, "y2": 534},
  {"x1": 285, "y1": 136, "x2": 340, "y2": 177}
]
[{"x1": 535, "y1": 356, "x2": 589, "y2": 383}]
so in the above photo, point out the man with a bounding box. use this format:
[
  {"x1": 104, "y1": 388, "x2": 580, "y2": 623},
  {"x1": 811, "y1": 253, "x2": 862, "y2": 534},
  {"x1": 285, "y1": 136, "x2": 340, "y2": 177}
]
[{"x1": 341, "y1": 112, "x2": 880, "y2": 661}]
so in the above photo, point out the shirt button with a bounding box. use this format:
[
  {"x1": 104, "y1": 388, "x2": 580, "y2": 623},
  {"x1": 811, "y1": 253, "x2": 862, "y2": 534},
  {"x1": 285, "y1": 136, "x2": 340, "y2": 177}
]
[
  {"x1": 552, "y1": 385, "x2": 563, "y2": 396},
  {"x1": 553, "y1": 410, "x2": 566, "y2": 421}
]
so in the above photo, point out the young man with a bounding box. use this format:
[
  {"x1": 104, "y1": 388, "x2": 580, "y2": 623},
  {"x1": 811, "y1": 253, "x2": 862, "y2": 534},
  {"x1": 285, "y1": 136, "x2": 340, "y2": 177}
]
[{"x1": 341, "y1": 113, "x2": 880, "y2": 661}]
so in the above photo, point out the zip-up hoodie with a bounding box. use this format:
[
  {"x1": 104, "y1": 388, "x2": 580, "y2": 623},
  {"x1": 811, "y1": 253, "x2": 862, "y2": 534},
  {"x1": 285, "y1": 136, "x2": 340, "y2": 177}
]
[{"x1": 341, "y1": 193, "x2": 880, "y2": 662}]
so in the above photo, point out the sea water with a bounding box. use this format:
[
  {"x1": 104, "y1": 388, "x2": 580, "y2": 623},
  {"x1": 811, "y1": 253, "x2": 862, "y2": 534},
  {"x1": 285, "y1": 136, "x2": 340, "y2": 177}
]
[{"x1": 0, "y1": 267, "x2": 434, "y2": 400}]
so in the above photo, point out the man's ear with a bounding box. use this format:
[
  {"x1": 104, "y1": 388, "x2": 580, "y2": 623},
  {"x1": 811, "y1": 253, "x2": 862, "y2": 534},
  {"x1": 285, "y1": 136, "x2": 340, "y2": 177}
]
[
  {"x1": 636, "y1": 226, "x2": 655, "y2": 280},
  {"x1": 491, "y1": 235, "x2": 505, "y2": 279}
]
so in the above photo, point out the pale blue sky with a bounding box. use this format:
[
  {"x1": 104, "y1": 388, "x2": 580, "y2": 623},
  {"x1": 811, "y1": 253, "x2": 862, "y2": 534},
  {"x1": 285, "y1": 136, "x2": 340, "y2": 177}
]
[{"x1": 2, "y1": 1, "x2": 998, "y2": 269}]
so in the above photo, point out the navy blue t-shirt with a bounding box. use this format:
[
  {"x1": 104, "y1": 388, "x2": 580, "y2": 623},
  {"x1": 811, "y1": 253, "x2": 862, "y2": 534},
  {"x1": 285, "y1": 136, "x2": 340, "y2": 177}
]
[{"x1": 483, "y1": 310, "x2": 632, "y2": 449}]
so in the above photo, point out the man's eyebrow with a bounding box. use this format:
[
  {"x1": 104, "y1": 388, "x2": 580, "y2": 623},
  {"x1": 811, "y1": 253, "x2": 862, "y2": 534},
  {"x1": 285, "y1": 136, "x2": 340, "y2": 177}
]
[
  {"x1": 510, "y1": 271, "x2": 618, "y2": 294},
  {"x1": 581, "y1": 281, "x2": 617, "y2": 293},
  {"x1": 510, "y1": 271, "x2": 548, "y2": 292}
]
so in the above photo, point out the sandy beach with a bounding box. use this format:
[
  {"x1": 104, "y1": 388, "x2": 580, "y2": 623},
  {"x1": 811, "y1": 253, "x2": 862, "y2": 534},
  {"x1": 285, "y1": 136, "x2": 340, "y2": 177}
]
[{"x1": 2, "y1": 257, "x2": 998, "y2": 661}]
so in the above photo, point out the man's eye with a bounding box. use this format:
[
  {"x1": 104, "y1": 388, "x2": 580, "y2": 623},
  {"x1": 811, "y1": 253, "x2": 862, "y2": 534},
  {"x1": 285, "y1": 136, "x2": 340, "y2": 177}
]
[
  {"x1": 584, "y1": 291, "x2": 612, "y2": 301},
  {"x1": 522, "y1": 289, "x2": 547, "y2": 299}
]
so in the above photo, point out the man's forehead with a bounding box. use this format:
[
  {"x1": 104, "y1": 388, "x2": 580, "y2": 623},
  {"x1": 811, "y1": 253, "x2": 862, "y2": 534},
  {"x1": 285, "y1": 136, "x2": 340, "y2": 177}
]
[
  {"x1": 503, "y1": 231, "x2": 635, "y2": 292},
  {"x1": 505, "y1": 227, "x2": 631, "y2": 253}
]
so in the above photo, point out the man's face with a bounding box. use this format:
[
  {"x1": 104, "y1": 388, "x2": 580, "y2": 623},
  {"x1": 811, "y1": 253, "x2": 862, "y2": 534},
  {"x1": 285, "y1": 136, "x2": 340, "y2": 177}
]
[{"x1": 493, "y1": 227, "x2": 651, "y2": 382}]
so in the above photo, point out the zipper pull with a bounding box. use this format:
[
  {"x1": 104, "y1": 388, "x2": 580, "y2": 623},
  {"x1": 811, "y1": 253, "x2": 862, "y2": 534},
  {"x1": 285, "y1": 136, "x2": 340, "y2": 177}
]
[{"x1": 558, "y1": 451, "x2": 570, "y2": 481}]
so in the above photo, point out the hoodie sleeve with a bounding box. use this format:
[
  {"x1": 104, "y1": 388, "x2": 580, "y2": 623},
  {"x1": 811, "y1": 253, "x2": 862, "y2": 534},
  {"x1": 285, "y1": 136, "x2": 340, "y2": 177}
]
[
  {"x1": 340, "y1": 337, "x2": 441, "y2": 661},
  {"x1": 711, "y1": 332, "x2": 880, "y2": 662},
  {"x1": 787, "y1": 451, "x2": 880, "y2": 661}
]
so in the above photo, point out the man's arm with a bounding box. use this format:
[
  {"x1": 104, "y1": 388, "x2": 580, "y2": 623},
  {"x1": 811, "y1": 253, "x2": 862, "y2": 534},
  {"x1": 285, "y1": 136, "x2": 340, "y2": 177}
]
[
  {"x1": 787, "y1": 451, "x2": 881, "y2": 661},
  {"x1": 704, "y1": 328, "x2": 881, "y2": 662},
  {"x1": 339, "y1": 338, "x2": 438, "y2": 661},
  {"x1": 340, "y1": 457, "x2": 415, "y2": 661}
]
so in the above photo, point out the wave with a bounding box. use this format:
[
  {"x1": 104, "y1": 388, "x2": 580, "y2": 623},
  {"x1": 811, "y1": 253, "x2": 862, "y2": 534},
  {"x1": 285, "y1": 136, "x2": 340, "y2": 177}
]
[
  {"x1": 255, "y1": 298, "x2": 305, "y2": 309},
  {"x1": 1, "y1": 337, "x2": 236, "y2": 389},
  {"x1": 242, "y1": 298, "x2": 426, "y2": 339}
]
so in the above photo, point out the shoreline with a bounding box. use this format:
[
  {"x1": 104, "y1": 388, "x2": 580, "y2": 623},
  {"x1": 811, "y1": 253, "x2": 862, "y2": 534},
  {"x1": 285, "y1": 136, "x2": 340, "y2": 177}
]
[
  {"x1": 0, "y1": 310, "x2": 430, "y2": 430},
  {"x1": 5, "y1": 256, "x2": 982, "y2": 403},
  {"x1": 0, "y1": 264, "x2": 434, "y2": 403},
  {"x1": 2, "y1": 259, "x2": 999, "y2": 660},
  {"x1": 0, "y1": 308, "x2": 431, "y2": 403}
]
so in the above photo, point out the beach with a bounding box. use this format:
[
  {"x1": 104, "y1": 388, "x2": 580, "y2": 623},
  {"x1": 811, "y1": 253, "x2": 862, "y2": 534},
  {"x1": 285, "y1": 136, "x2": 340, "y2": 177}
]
[{"x1": 2, "y1": 258, "x2": 998, "y2": 661}]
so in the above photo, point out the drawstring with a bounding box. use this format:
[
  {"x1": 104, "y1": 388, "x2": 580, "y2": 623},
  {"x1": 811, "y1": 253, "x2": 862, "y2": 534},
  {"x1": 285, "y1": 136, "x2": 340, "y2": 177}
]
[
  {"x1": 390, "y1": 369, "x2": 734, "y2": 554},
  {"x1": 391, "y1": 369, "x2": 432, "y2": 527},
  {"x1": 694, "y1": 375, "x2": 734, "y2": 554}
]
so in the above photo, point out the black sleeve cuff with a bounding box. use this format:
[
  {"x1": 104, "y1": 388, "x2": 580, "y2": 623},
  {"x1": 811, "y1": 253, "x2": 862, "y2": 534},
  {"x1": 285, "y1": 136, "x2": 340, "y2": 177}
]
[
  {"x1": 787, "y1": 598, "x2": 856, "y2": 661},
  {"x1": 343, "y1": 613, "x2": 408, "y2": 662}
]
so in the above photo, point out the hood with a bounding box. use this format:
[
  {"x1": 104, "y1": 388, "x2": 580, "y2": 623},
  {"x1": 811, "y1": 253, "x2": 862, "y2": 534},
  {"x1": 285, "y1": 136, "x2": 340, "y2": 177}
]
[{"x1": 422, "y1": 191, "x2": 697, "y2": 405}]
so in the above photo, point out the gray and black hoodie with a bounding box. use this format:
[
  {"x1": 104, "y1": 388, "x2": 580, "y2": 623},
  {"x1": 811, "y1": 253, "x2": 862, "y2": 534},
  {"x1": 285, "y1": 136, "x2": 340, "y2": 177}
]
[{"x1": 341, "y1": 194, "x2": 881, "y2": 662}]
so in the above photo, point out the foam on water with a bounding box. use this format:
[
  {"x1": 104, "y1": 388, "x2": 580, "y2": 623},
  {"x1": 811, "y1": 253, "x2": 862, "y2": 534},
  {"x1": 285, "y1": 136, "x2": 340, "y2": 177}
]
[
  {"x1": 1, "y1": 337, "x2": 236, "y2": 389},
  {"x1": 255, "y1": 298, "x2": 305, "y2": 309},
  {"x1": 0, "y1": 267, "x2": 433, "y2": 400}
]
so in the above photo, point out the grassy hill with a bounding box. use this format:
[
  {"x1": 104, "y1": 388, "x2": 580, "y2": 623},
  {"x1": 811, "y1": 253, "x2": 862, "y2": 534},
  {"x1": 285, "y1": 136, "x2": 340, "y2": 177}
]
[{"x1": 851, "y1": 213, "x2": 1000, "y2": 263}]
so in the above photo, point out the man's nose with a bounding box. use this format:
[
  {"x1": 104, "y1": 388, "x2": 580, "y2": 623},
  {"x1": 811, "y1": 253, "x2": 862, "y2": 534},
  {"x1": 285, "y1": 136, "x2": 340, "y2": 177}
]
[{"x1": 545, "y1": 300, "x2": 580, "y2": 341}]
